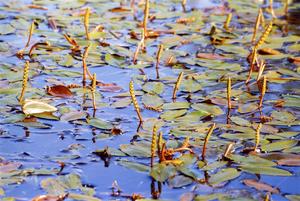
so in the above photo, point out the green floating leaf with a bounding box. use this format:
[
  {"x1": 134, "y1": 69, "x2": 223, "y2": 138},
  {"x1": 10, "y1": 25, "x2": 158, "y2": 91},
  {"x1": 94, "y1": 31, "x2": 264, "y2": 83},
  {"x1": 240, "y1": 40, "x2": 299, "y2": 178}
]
[
  {"x1": 111, "y1": 97, "x2": 132, "y2": 108},
  {"x1": 120, "y1": 142, "x2": 151, "y2": 157},
  {"x1": 194, "y1": 193, "x2": 229, "y2": 201},
  {"x1": 261, "y1": 140, "x2": 298, "y2": 152},
  {"x1": 60, "y1": 111, "x2": 86, "y2": 122},
  {"x1": 150, "y1": 163, "x2": 176, "y2": 182},
  {"x1": 180, "y1": 79, "x2": 202, "y2": 93},
  {"x1": 240, "y1": 165, "x2": 292, "y2": 176},
  {"x1": 87, "y1": 118, "x2": 113, "y2": 130},
  {"x1": 285, "y1": 194, "x2": 300, "y2": 201},
  {"x1": 117, "y1": 160, "x2": 150, "y2": 173},
  {"x1": 229, "y1": 154, "x2": 276, "y2": 166},
  {"x1": 230, "y1": 116, "x2": 251, "y2": 127},
  {"x1": 68, "y1": 193, "x2": 101, "y2": 201},
  {"x1": 270, "y1": 110, "x2": 296, "y2": 123},
  {"x1": 202, "y1": 161, "x2": 227, "y2": 171},
  {"x1": 238, "y1": 102, "x2": 257, "y2": 114},
  {"x1": 168, "y1": 175, "x2": 193, "y2": 188},
  {"x1": 142, "y1": 94, "x2": 164, "y2": 108},
  {"x1": 191, "y1": 103, "x2": 223, "y2": 116},
  {"x1": 142, "y1": 82, "x2": 165, "y2": 95},
  {"x1": 163, "y1": 102, "x2": 190, "y2": 110},
  {"x1": 160, "y1": 109, "x2": 187, "y2": 121},
  {"x1": 0, "y1": 24, "x2": 15, "y2": 35},
  {"x1": 208, "y1": 168, "x2": 240, "y2": 185}
]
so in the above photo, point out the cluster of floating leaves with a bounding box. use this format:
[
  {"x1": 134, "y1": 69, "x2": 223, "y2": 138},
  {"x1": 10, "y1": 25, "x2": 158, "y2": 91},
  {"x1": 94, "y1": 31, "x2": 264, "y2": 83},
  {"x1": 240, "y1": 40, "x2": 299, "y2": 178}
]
[{"x1": 0, "y1": 0, "x2": 299, "y2": 200}]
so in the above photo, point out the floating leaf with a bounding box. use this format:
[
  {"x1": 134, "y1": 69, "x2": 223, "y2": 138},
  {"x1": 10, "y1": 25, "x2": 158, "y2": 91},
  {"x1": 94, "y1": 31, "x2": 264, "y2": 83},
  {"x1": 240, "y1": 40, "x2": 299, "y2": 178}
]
[
  {"x1": 120, "y1": 142, "x2": 151, "y2": 157},
  {"x1": 160, "y1": 109, "x2": 187, "y2": 121},
  {"x1": 230, "y1": 116, "x2": 251, "y2": 127},
  {"x1": 150, "y1": 163, "x2": 176, "y2": 182},
  {"x1": 209, "y1": 168, "x2": 240, "y2": 185},
  {"x1": 277, "y1": 159, "x2": 300, "y2": 166},
  {"x1": 47, "y1": 85, "x2": 73, "y2": 98},
  {"x1": 87, "y1": 118, "x2": 113, "y2": 130},
  {"x1": 60, "y1": 111, "x2": 86, "y2": 121},
  {"x1": 117, "y1": 160, "x2": 149, "y2": 172},
  {"x1": 168, "y1": 175, "x2": 193, "y2": 188},
  {"x1": 243, "y1": 179, "x2": 279, "y2": 193},
  {"x1": 261, "y1": 140, "x2": 298, "y2": 152},
  {"x1": 240, "y1": 165, "x2": 292, "y2": 176},
  {"x1": 142, "y1": 82, "x2": 164, "y2": 95},
  {"x1": 32, "y1": 194, "x2": 68, "y2": 201},
  {"x1": 0, "y1": 161, "x2": 21, "y2": 173},
  {"x1": 22, "y1": 99, "x2": 57, "y2": 115},
  {"x1": 191, "y1": 103, "x2": 223, "y2": 116}
]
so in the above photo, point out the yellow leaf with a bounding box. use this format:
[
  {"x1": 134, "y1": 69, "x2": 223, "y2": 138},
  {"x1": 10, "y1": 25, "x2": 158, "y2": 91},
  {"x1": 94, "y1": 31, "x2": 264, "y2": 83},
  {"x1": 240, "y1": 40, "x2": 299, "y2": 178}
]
[{"x1": 22, "y1": 99, "x2": 57, "y2": 115}]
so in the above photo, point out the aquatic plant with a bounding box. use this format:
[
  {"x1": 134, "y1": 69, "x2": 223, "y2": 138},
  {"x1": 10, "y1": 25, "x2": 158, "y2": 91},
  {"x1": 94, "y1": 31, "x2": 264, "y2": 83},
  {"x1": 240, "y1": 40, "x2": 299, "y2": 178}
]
[
  {"x1": 202, "y1": 123, "x2": 216, "y2": 159},
  {"x1": 84, "y1": 7, "x2": 90, "y2": 40},
  {"x1": 129, "y1": 80, "x2": 143, "y2": 122},
  {"x1": 172, "y1": 72, "x2": 184, "y2": 100},
  {"x1": 19, "y1": 61, "x2": 30, "y2": 103},
  {"x1": 155, "y1": 44, "x2": 163, "y2": 79}
]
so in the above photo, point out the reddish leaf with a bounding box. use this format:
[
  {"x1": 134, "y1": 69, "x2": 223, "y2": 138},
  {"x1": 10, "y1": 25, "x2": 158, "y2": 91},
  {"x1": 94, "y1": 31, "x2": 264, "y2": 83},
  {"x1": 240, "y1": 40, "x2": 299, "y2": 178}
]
[
  {"x1": 32, "y1": 194, "x2": 68, "y2": 201},
  {"x1": 109, "y1": 7, "x2": 131, "y2": 12},
  {"x1": 258, "y1": 48, "x2": 281, "y2": 55},
  {"x1": 47, "y1": 85, "x2": 73, "y2": 98},
  {"x1": 243, "y1": 179, "x2": 280, "y2": 194},
  {"x1": 196, "y1": 53, "x2": 226, "y2": 60},
  {"x1": 288, "y1": 57, "x2": 300, "y2": 65},
  {"x1": 277, "y1": 158, "x2": 300, "y2": 166},
  {"x1": 96, "y1": 81, "x2": 122, "y2": 92}
]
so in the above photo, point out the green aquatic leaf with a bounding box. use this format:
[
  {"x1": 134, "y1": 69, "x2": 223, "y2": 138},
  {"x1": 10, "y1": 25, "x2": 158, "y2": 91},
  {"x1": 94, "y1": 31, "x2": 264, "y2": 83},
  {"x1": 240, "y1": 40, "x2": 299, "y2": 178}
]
[
  {"x1": 0, "y1": 24, "x2": 15, "y2": 35},
  {"x1": 117, "y1": 160, "x2": 149, "y2": 172},
  {"x1": 230, "y1": 116, "x2": 251, "y2": 127},
  {"x1": 240, "y1": 165, "x2": 292, "y2": 176},
  {"x1": 142, "y1": 82, "x2": 165, "y2": 95},
  {"x1": 163, "y1": 102, "x2": 190, "y2": 110},
  {"x1": 120, "y1": 142, "x2": 151, "y2": 157},
  {"x1": 160, "y1": 109, "x2": 187, "y2": 121},
  {"x1": 150, "y1": 163, "x2": 176, "y2": 182},
  {"x1": 168, "y1": 175, "x2": 193, "y2": 188},
  {"x1": 142, "y1": 94, "x2": 164, "y2": 108},
  {"x1": 261, "y1": 140, "x2": 298, "y2": 152},
  {"x1": 208, "y1": 168, "x2": 240, "y2": 185},
  {"x1": 192, "y1": 103, "x2": 223, "y2": 116},
  {"x1": 87, "y1": 118, "x2": 113, "y2": 130},
  {"x1": 111, "y1": 97, "x2": 132, "y2": 108}
]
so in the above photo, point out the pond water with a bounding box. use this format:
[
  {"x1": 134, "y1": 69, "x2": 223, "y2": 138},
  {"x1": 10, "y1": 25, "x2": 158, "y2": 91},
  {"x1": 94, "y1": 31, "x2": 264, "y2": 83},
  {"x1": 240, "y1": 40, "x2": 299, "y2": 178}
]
[{"x1": 0, "y1": 0, "x2": 300, "y2": 200}]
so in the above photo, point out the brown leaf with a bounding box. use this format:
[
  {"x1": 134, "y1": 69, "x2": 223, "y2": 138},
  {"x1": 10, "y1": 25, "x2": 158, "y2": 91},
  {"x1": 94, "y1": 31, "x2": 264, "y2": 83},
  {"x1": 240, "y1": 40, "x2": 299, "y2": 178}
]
[
  {"x1": 277, "y1": 158, "x2": 300, "y2": 166},
  {"x1": 96, "y1": 81, "x2": 122, "y2": 92},
  {"x1": 32, "y1": 194, "x2": 68, "y2": 201},
  {"x1": 176, "y1": 17, "x2": 196, "y2": 24},
  {"x1": 258, "y1": 48, "x2": 281, "y2": 55},
  {"x1": 196, "y1": 53, "x2": 226, "y2": 60},
  {"x1": 243, "y1": 179, "x2": 280, "y2": 194},
  {"x1": 207, "y1": 97, "x2": 238, "y2": 107},
  {"x1": 111, "y1": 127, "x2": 122, "y2": 135},
  {"x1": 109, "y1": 7, "x2": 131, "y2": 12},
  {"x1": 46, "y1": 85, "x2": 73, "y2": 98},
  {"x1": 0, "y1": 161, "x2": 22, "y2": 173},
  {"x1": 180, "y1": 192, "x2": 195, "y2": 201},
  {"x1": 288, "y1": 57, "x2": 300, "y2": 63}
]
